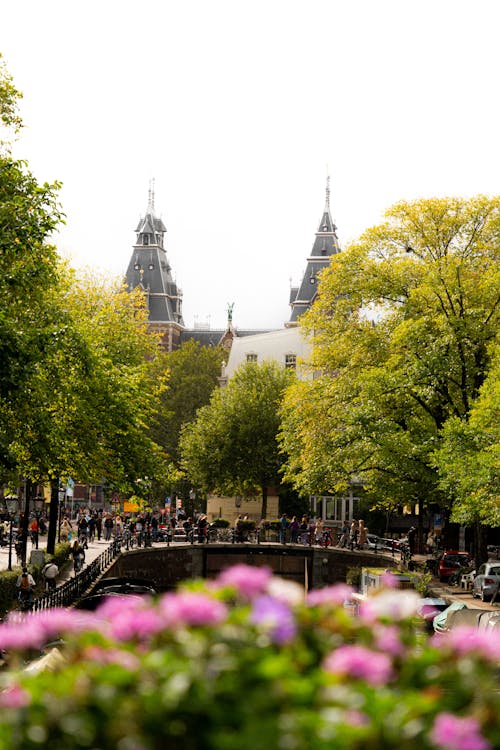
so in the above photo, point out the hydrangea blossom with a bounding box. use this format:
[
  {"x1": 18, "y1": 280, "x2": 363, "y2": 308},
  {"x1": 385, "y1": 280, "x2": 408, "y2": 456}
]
[
  {"x1": 434, "y1": 627, "x2": 500, "y2": 663},
  {"x1": 159, "y1": 591, "x2": 228, "y2": 628},
  {"x1": 250, "y1": 595, "x2": 297, "y2": 644},
  {"x1": 306, "y1": 583, "x2": 354, "y2": 607},
  {"x1": 323, "y1": 644, "x2": 394, "y2": 686},
  {"x1": 217, "y1": 564, "x2": 272, "y2": 599},
  {"x1": 430, "y1": 712, "x2": 491, "y2": 750}
]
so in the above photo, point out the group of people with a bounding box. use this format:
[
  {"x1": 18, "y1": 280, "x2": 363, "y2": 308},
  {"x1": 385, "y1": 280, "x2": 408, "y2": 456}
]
[{"x1": 337, "y1": 519, "x2": 369, "y2": 550}]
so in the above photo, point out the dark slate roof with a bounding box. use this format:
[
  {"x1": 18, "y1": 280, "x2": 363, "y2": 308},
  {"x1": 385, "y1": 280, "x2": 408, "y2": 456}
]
[
  {"x1": 180, "y1": 328, "x2": 274, "y2": 348},
  {"x1": 125, "y1": 198, "x2": 184, "y2": 326},
  {"x1": 289, "y1": 178, "x2": 341, "y2": 324}
]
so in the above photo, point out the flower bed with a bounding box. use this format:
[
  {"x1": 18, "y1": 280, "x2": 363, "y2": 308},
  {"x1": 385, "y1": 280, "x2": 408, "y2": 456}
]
[{"x1": 0, "y1": 565, "x2": 499, "y2": 749}]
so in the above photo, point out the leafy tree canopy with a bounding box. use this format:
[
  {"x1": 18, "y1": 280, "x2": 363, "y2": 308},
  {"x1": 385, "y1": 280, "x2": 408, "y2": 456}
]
[
  {"x1": 180, "y1": 361, "x2": 294, "y2": 518},
  {"x1": 280, "y1": 196, "x2": 500, "y2": 524}
]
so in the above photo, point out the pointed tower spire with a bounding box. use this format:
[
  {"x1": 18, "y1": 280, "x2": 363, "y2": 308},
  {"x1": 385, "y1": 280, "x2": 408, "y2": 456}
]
[{"x1": 287, "y1": 176, "x2": 342, "y2": 326}]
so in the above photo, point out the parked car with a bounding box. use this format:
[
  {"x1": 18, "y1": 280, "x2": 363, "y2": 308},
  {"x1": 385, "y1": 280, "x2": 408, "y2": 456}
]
[
  {"x1": 366, "y1": 535, "x2": 398, "y2": 552},
  {"x1": 472, "y1": 562, "x2": 500, "y2": 602},
  {"x1": 438, "y1": 551, "x2": 471, "y2": 582}
]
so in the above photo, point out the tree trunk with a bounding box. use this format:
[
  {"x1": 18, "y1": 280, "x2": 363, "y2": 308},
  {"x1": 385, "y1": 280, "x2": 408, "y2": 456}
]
[
  {"x1": 20, "y1": 478, "x2": 32, "y2": 565},
  {"x1": 46, "y1": 478, "x2": 60, "y2": 555},
  {"x1": 261, "y1": 485, "x2": 268, "y2": 520},
  {"x1": 473, "y1": 518, "x2": 489, "y2": 570}
]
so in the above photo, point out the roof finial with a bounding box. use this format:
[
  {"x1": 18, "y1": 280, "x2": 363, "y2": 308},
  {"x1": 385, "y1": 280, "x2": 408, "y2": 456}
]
[
  {"x1": 325, "y1": 172, "x2": 330, "y2": 211},
  {"x1": 147, "y1": 178, "x2": 155, "y2": 214}
]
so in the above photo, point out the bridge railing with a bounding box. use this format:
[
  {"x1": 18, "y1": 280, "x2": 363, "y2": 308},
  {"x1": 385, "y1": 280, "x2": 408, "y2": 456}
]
[{"x1": 31, "y1": 540, "x2": 122, "y2": 612}]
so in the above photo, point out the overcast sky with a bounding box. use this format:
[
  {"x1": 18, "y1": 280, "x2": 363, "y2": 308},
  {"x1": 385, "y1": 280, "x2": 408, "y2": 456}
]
[{"x1": 2, "y1": 0, "x2": 500, "y2": 329}]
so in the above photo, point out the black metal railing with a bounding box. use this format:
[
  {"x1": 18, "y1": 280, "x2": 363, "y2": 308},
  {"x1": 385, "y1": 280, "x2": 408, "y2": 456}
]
[{"x1": 31, "y1": 540, "x2": 121, "y2": 612}]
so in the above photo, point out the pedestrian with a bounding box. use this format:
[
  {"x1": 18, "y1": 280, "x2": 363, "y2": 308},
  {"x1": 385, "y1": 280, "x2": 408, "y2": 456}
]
[
  {"x1": 349, "y1": 519, "x2": 359, "y2": 550},
  {"x1": 358, "y1": 520, "x2": 368, "y2": 549},
  {"x1": 234, "y1": 515, "x2": 243, "y2": 543},
  {"x1": 280, "y1": 513, "x2": 288, "y2": 544},
  {"x1": 426, "y1": 530, "x2": 435, "y2": 555},
  {"x1": 29, "y1": 517, "x2": 39, "y2": 548},
  {"x1": 407, "y1": 526, "x2": 417, "y2": 555},
  {"x1": 290, "y1": 516, "x2": 300, "y2": 544},
  {"x1": 42, "y1": 560, "x2": 59, "y2": 592},
  {"x1": 315, "y1": 517, "x2": 324, "y2": 545},
  {"x1": 16, "y1": 567, "x2": 35, "y2": 607},
  {"x1": 299, "y1": 516, "x2": 309, "y2": 545},
  {"x1": 197, "y1": 514, "x2": 208, "y2": 543},
  {"x1": 60, "y1": 516, "x2": 73, "y2": 543},
  {"x1": 104, "y1": 514, "x2": 113, "y2": 541},
  {"x1": 338, "y1": 521, "x2": 349, "y2": 548},
  {"x1": 96, "y1": 513, "x2": 102, "y2": 541},
  {"x1": 71, "y1": 540, "x2": 85, "y2": 574}
]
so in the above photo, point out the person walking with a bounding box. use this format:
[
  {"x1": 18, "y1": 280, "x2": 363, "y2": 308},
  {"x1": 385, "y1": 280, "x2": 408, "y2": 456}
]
[
  {"x1": 95, "y1": 513, "x2": 102, "y2": 541},
  {"x1": 338, "y1": 521, "x2": 349, "y2": 548},
  {"x1": 349, "y1": 519, "x2": 359, "y2": 550},
  {"x1": 358, "y1": 520, "x2": 368, "y2": 549},
  {"x1": 280, "y1": 513, "x2": 288, "y2": 544},
  {"x1": 104, "y1": 514, "x2": 113, "y2": 541},
  {"x1": 60, "y1": 516, "x2": 73, "y2": 543}
]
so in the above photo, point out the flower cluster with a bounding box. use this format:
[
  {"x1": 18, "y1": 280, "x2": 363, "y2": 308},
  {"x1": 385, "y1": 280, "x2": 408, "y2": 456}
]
[{"x1": 0, "y1": 563, "x2": 498, "y2": 750}]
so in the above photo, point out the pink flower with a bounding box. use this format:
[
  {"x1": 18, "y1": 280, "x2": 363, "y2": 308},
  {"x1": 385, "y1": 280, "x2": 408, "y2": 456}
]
[
  {"x1": 160, "y1": 592, "x2": 227, "y2": 627},
  {"x1": 108, "y1": 608, "x2": 164, "y2": 642},
  {"x1": 0, "y1": 620, "x2": 46, "y2": 652},
  {"x1": 359, "y1": 590, "x2": 420, "y2": 624},
  {"x1": 323, "y1": 645, "x2": 393, "y2": 686},
  {"x1": 434, "y1": 627, "x2": 500, "y2": 663},
  {"x1": 430, "y1": 712, "x2": 491, "y2": 750},
  {"x1": 217, "y1": 564, "x2": 272, "y2": 599},
  {"x1": 84, "y1": 646, "x2": 140, "y2": 670},
  {"x1": 306, "y1": 584, "x2": 354, "y2": 607},
  {"x1": 373, "y1": 624, "x2": 404, "y2": 656},
  {"x1": 0, "y1": 683, "x2": 31, "y2": 709}
]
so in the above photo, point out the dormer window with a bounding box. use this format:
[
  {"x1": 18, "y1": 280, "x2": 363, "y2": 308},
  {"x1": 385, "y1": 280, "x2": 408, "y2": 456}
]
[
  {"x1": 148, "y1": 262, "x2": 154, "y2": 270},
  {"x1": 143, "y1": 235, "x2": 149, "y2": 245},
  {"x1": 134, "y1": 262, "x2": 141, "y2": 271}
]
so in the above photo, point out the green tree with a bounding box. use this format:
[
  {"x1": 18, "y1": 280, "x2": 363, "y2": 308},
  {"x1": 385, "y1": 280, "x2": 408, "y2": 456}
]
[
  {"x1": 433, "y1": 340, "x2": 500, "y2": 559},
  {"x1": 180, "y1": 361, "x2": 294, "y2": 519},
  {"x1": 151, "y1": 339, "x2": 224, "y2": 465},
  {"x1": 280, "y1": 196, "x2": 500, "y2": 546}
]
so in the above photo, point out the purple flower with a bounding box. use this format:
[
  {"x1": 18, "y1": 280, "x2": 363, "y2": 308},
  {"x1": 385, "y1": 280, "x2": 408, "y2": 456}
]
[
  {"x1": 434, "y1": 627, "x2": 500, "y2": 663},
  {"x1": 306, "y1": 584, "x2": 354, "y2": 607},
  {"x1": 0, "y1": 683, "x2": 31, "y2": 709},
  {"x1": 217, "y1": 564, "x2": 272, "y2": 599},
  {"x1": 430, "y1": 712, "x2": 491, "y2": 750},
  {"x1": 160, "y1": 592, "x2": 228, "y2": 627},
  {"x1": 323, "y1": 645, "x2": 393, "y2": 686},
  {"x1": 250, "y1": 595, "x2": 297, "y2": 644}
]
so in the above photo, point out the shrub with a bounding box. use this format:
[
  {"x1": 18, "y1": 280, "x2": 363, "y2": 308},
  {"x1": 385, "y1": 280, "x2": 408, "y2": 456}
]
[
  {"x1": 0, "y1": 565, "x2": 499, "y2": 749},
  {"x1": 210, "y1": 518, "x2": 230, "y2": 528}
]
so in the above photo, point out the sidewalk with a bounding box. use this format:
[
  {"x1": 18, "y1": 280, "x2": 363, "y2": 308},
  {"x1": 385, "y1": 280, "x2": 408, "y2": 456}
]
[{"x1": 0, "y1": 535, "x2": 113, "y2": 586}]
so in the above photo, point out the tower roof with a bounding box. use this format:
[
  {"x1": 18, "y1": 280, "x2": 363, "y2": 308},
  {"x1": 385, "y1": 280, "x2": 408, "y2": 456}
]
[
  {"x1": 288, "y1": 176, "x2": 341, "y2": 325},
  {"x1": 125, "y1": 184, "x2": 184, "y2": 327}
]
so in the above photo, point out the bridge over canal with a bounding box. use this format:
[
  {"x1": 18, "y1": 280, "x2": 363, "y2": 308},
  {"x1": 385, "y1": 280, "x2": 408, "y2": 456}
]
[{"x1": 103, "y1": 542, "x2": 399, "y2": 591}]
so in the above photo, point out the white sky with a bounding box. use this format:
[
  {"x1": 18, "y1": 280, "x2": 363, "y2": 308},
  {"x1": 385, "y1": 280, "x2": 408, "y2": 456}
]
[{"x1": 2, "y1": 0, "x2": 500, "y2": 330}]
